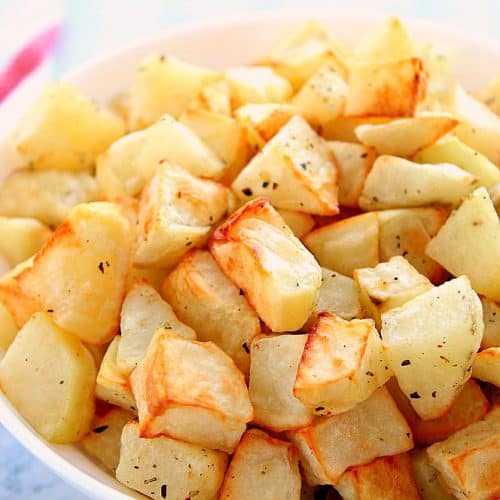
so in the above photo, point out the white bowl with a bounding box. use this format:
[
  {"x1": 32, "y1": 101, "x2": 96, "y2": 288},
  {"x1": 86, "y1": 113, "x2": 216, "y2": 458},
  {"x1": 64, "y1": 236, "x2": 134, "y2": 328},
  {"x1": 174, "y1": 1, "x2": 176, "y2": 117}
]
[{"x1": 1, "y1": 9, "x2": 500, "y2": 500}]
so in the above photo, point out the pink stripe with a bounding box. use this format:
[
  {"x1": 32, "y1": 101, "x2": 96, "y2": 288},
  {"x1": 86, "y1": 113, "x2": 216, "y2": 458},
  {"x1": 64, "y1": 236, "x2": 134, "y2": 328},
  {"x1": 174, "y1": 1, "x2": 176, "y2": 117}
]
[{"x1": 0, "y1": 25, "x2": 61, "y2": 103}]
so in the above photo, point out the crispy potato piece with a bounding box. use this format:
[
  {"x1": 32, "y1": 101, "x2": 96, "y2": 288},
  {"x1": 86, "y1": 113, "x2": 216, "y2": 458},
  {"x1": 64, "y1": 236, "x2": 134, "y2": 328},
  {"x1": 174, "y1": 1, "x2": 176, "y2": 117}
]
[
  {"x1": 304, "y1": 212, "x2": 379, "y2": 277},
  {"x1": 116, "y1": 421, "x2": 228, "y2": 499},
  {"x1": 473, "y1": 348, "x2": 500, "y2": 386},
  {"x1": 476, "y1": 74, "x2": 500, "y2": 115},
  {"x1": 277, "y1": 210, "x2": 315, "y2": 238},
  {"x1": 427, "y1": 406, "x2": 500, "y2": 500},
  {"x1": 0, "y1": 217, "x2": 51, "y2": 266},
  {"x1": 18, "y1": 202, "x2": 133, "y2": 344},
  {"x1": 219, "y1": 429, "x2": 301, "y2": 500},
  {"x1": 224, "y1": 66, "x2": 292, "y2": 108},
  {"x1": 249, "y1": 334, "x2": 313, "y2": 431},
  {"x1": 81, "y1": 406, "x2": 134, "y2": 473},
  {"x1": 328, "y1": 141, "x2": 376, "y2": 208},
  {"x1": 0, "y1": 168, "x2": 100, "y2": 226},
  {"x1": 426, "y1": 187, "x2": 500, "y2": 301},
  {"x1": 288, "y1": 387, "x2": 413, "y2": 485},
  {"x1": 128, "y1": 55, "x2": 218, "y2": 129},
  {"x1": 410, "y1": 450, "x2": 455, "y2": 500},
  {"x1": 134, "y1": 163, "x2": 230, "y2": 268},
  {"x1": 233, "y1": 115, "x2": 339, "y2": 215},
  {"x1": 116, "y1": 282, "x2": 195, "y2": 375},
  {"x1": 96, "y1": 337, "x2": 137, "y2": 413},
  {"x1": 387, "y1": 378, "x2": 489, "y2": 446},
  {"x1": 294, "y1": 312, "x2": 389, "y2": 416},
  {"x1": 189, "y1": 78, "x2": 232, "y2": 116},
  {"x1": 161, "y1": 249, "x2": 259, "y2": 375},
  {"x1": 0, "y1": 313, "x2": 95, "y2": 443},
  {"x1": 355, "y1": 113, "x2": 458, "y2": 157},
  {"x1": 322, "y1": 116, "x2": 390, "y2": 141},
  {"x1": 354, "y1": 256, "x2": 433, "y2": 328},
  {"x1": 345, "y1": 58, "x2": 427, "y2": 118},
  {"x1": 482, "y1": 297, "x2": 500, "y2": 348},
  {"x1": 359, "y1": 155, "x2": 479, "y2": 210},
  {"x1": 382, "y1": 276, "x2": 483, "y2": 420},
  {"x1": 414, "y1": 136, "x2": 500, "y2": 188},
  {"x1": 335, "y1": 453, "x2": 420, "y2": 500},
  {"x1": 10, "y1": 82, "x2": 124, "y2": 170},
  {"x1": 130, "y1": 330, "x2": 253, "y2": 452},
  {"x1": 210, "y1": 198, "x2": 321, "y2": 332}
]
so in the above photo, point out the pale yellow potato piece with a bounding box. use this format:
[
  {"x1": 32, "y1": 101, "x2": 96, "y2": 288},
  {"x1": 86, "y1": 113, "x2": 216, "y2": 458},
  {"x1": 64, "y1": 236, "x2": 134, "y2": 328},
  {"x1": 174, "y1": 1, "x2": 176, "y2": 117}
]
[
  {"x1": 83, "y1": 343, "x2": 106, "y2": 371},
  {"x1": 335, "y1": 453, "x2": 421, "y2": 500},
  {"x1": 128, "y1": 266, "x2": 168, "y2": 292},
  {"x1": 0, "y1": 218, "x2": 50, "y2": 268},
  {"x1": 277, "y1": 210, "x2": 315, "y2": 238},
  {"x1": 294, "y1": 312, "x2": 389, "y2": 416},
  {"x1": 134, "y1": 163, "x2": 230, "y2": 268},
  {"x1": 473, "y1": 348, "x2": 500, "y2": 386},
  {"x1": 489, "y1": 182, "x2": 500, "y2": 215},
  {"x1": 0, "y1": 313, "x2": 95, "y2": 443},
  {"x1": 189, "y1": 78, "x2": 232, "y2": 116},
  {"x1": 0, "y1": 275, "x2": 39, "y2": 333},
  {"x1": 288, "y1": 387, "x2": 413, "y2": 485},
  {"x1": 116, "y1": 282, "x2": 195, "y2": 375},
  {"x1": 292, "y1": 64, "x2": 347, "y2": 125},
  {"x1": 328, "y1": 141, "x2": 376, "y2": 208},
  {"x1": 355, "y1": 113, "x2": 458, "y2": 157},
  {"x1": 232, "y1": 115, "x2": 339, "y2": 215},
  {"x1": 128, "y1": 55, "x2": 218, "y2": 129},
  {"x1": 210, "y1": 198, "x2": 321, "y2": 332},
  {"x1": 426, "y1": 187, "x2": 500, "y2": 301},
  {"x1": 249, "y1": 334, "x2": 313, "y2": 432},
  {"x1": 96, "y1": 337, "x2": 137, "y2": 413},
  {"x1": 345, "y1": 58, "x2": 427, "y2": 118},
  {"x1": 117, "y1": 421, "x2": 228, "y2": 500},
  {"x1": 0, "y1": 301, "x2": 19, "y2": 350},
  {"x1": 322, "y1": 116, "x2": 390, "y2": 142},
  {"x1": 359, "y1": 155, "x2": 479, "y2": 210},
  {"x1": 130, "y1": 330, "x2": 253, "y2": 452},
  {"x1": 81, "y1": 407, "x2": 134, "y2": 473},
  {"x1": 482, "y1": 297, "x2": 500, "y2": 348},
  {"x1": 162, "y1": 249, "x2": 259, "y2": 375},
  {"x1": 476, "y1": 74, "x2": 500, "y2": 115},
  {"x1": 0, "y1": 168, "x2": 100, "y2": 226},
  {"x1": 10, "y1": 82, "x2": 124, "y2": 170},
  {"x1": 18, "y1": 202, "x2": 133, "y2": 344},
  {"x1": 381, "y1": 276, "x2": 483, "y2": 420},
  {"x1": 414, "y1": 135, "x2": 500, "y2": 188},
  {"x1": 224, "y1": 66, "x2": 292, "y2": 108},
  {"x1": 354, "y1": 256, "x2": 433, "y2": 329},
  {"x1": 219, "y1": 429, "x2": 301, "y2": 500},
  {"x1": 427, "y1": 406, "x2": 500, "y2": 500},
  {"x1": 303, "y1": 212, "x2": 379, "y2": 277},
  {"x1": 410, "y1": 450, "x2": 455, "y2": 500}
]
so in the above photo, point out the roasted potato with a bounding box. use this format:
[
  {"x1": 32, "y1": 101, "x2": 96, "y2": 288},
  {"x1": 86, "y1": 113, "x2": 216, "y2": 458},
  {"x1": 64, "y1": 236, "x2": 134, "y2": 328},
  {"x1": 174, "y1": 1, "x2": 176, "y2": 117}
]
[
  {"x1": 0, "y1": 312, "x2": 95, "y2": 443},
  {"x1": 410, "y1": 450, "x2": 455, "y2": 500},
  {"x1": 472, "y1": 347, "x2": 500, "y2": 387},
  {"x1": 482, "y1": 297, "x2": 500, "y2": 348},
  {"x1": 277, "y1": 210, "x2": 315, "y2": 238},
  {"x1": 476, "y1": 74, "x2": 500, "y2": 115},
  {"x1": 189, "y1": 78, "x2": 232, "y2": 116}
]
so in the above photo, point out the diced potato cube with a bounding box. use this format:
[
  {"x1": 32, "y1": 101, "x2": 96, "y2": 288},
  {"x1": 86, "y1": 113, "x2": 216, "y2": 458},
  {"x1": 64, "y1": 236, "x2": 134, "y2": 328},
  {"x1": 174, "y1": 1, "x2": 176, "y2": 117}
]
[
  {"x1": 128, "y1": 266, "x2": 168, "y2": 292},
  {"x1": 18, "y1": 202, "x2": 133, "y2": 344},
  {"x1": 0, "y1": 169, "x2": 100, "y2": 226},
  {"x1": 128, "y1": 55, "x2": 218, "y2": 129},
  {"x1": 219, "y1": 429, "x2": 301, "y2": 500},
  {"x1": 473, "y1": 348, "x2": 500, "y2": 386},
  {"x1": 134, "y1": 163, "x2": 230, "y2": 269},
  {"x1": 335, "y1": 453, "x2": 421, "y2": 500},
  {"x1": 210, "y1": 198, "x2": 321, "y2": 332},
  {"x1": 427, "y1": 406, "x2": 500, "y2": 500},
  {"x1": 294, "y1": 312, "x2": 389, "y2": 415},
  {"x1": 10, "y1": 82, "x2": 124, "y2": 170},
  {"x1": 161, "y1": 249, "x2": 259, "y2": 375},
  {"x1": 233, "y1": 115, "x2": 339, "y2": 215},
  {"x1": 116, "y1": 282, "x2": 195, "y2": 375},
  {"x1": 410, "y1": 450, "x2": 455, "y2": 500},
  {"x1": 345, "y1": 58, "x2": 427, "y2": 118},
  {"x1": 354, "y1": 256, "x2": 433, "y2": 328},
  {"x1": 116, "y1": 421, "x2": 228, "y2": 499},
  {"x1": 130, "y1": 330, "x2": 253, "y2": 452},
  {"x1": 482, "y1": 297, "x2": 500, "y2": 348},
  {"x1": 277, "y1": 210, "x2": 315, "y2": 238},
  {"x1": 189, "y1": 78, "x2": 232, "y2": 116},
  {"x1": 249, "y1": 334, "x2": 313, "y2": 431},
  {"x1": 288, "y1": 387, "x2": 413, "y2": 485},
  {"x1": 426, "y1": 187, "x2": 500, "y2": 301},
  {"x1": 381, "y1": 276, "x2": 483, "y2": 420},
  {"x1": 81, "y1": 406, "x2": 134, "y2": 473},
  {"x1": 328, "y1": 141, "x2": 376, "y2": 208},
  {"x1": 359, "y1": 155, "x2": 479, "y2": 210},
  {"x1": 0, "y1": 301, "x2": 19, "y2": 350},
  {"x1": 387, "y1": 378, "x2": 489, "y2": 446},
  {"x1": 96, "y1": 337, "x2": 137, "y2": 413},
  {"x1": 0, "y1": 313, "x2": 95, "y2": 443},
  {"x1": 304, "y1": 212, "x2": 379, "y2": 277}
]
